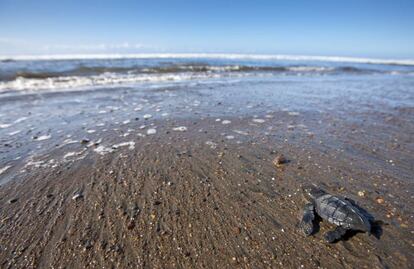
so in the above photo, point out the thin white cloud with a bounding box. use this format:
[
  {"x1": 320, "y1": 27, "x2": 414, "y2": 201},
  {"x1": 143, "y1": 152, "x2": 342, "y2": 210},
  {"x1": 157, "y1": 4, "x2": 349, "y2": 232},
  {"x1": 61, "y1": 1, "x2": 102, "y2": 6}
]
[
  {"x1": 0, "y1": 37, "x2": 28, "y2": 45},
  {"x1": 0, "y1": 38, "x2": 163, "y2": 55},
  {"x1": 43, "y1": 42, "x2": 151, "y2": 52}
]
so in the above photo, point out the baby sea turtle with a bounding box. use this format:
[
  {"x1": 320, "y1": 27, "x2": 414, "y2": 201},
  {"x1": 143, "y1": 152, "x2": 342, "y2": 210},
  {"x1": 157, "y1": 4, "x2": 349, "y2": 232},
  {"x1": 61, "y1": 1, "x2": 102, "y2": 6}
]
[{"x1": 300, "y1": 187, "x2": 372, "y2": 243}]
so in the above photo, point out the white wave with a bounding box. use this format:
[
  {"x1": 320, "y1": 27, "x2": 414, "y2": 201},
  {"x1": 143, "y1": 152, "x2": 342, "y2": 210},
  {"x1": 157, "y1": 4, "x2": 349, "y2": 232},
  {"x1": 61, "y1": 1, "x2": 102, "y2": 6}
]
[
  {"x1": 94, "y1": 145, "x2": 114, "y2": 155},
  {"x1": 35, "y1": 135, "x2": 51, "y2": 141},
  {"x1": 287, "y1": 66, "x2": 333, "y2": 72},
  {"x1": 1, "y1": 53, "x2": 413, "y2": 66},
  {"x1": 0, "y1": 165, "x2": 12, "y2": 175},
  {"x1": 63, "y1": 150, "x2": 86, "y2": 159},
  {"x1": 204, "y1": 65, "x2": 244, "y2": 71},
  {"x1": 112, "y1": 141, "x2": 135, "y2": 150},
  {"x1": 0, "y1": 123, "x2": 12, "y2": 128},
  {"x1": 8, "y1": 130, "x2": 21, "y2": 136},
  {"x1": 14, "y1": 117, "x2": 28, "y2": 123},
  {"x1": 0, "y1": 72, "x2": 248, "y2": 93},
  {"x1": 142, "y1": 65, "x2": 244, "y2": 72}
]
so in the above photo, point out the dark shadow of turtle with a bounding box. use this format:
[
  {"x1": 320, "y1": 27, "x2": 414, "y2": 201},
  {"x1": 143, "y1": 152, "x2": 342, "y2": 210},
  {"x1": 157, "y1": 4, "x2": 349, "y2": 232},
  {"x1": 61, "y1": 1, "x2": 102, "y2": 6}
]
[
  {"x1": 330, "y1": 197, "x2": 385, "y2": 243},
  {"x1": 330, "y1": 224, "x2": 383, "y2": 244}
]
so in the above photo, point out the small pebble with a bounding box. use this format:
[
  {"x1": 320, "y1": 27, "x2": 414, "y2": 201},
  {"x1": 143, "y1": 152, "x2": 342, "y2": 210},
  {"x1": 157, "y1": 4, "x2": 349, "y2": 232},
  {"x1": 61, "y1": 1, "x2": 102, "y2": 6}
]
[
  {"x1": 72, "y1": 193, "x2": 83, "y2": 200},
  {"x1": 273, "y1": 155, "x2": 287, "y2": 167},
  {"x1": 83, "y1": 241, "x2": 93, "y2": 251},
  {"x1": 173, "y1": 126, "x2": 187, "y2": 132},
  {"x1": 127, "y1": 220, "x2": 135, "y2": 230},
  {"x1": 358, "y1": 191, "x2": 365, "y2": 197},
  {"x1": 81, "y1": 138, "x2": 90, "y2": 144},
  {"x1": 252, "y1": 119, "x2": 265, "y2": 123},
  {"x1": 8, "y1": 198, "x2": 18, "y2": 204},
  {"x1": 147, "y1": 129, "x2": 157, "y2": 135}
]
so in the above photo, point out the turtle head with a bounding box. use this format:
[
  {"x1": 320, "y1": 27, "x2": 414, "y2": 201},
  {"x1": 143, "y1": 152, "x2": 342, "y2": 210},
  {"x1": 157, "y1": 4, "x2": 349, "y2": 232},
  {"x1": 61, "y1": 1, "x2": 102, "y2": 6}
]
[{"x1": 303, "y1": 185, "x2": 327, "y2": 200}]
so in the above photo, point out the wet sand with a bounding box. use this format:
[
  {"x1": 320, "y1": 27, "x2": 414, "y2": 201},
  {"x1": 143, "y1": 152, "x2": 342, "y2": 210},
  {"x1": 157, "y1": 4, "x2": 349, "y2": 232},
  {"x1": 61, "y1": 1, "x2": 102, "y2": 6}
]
[{"x1": 0, "y1": 76, "x2": 413, "y2": 268}]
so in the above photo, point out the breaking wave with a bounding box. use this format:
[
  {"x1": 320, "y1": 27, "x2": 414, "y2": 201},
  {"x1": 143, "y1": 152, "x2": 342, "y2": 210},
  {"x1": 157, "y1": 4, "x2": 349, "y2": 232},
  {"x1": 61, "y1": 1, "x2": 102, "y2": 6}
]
[
  {"x1": 0, "y1": 64, "x2": 385, "y2": 82},
  {"x1": 0, "y1": 72, "x2": 250, "y2": 93},
  {"x1": 1, "y1": 55, "x2": 413, "y2": 94}
]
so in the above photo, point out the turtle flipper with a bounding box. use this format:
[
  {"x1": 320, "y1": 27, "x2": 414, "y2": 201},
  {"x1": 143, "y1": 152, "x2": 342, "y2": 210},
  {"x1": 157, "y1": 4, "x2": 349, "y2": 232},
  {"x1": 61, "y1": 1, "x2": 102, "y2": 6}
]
[
  {"x1": 324, "y1": 226, "x2": 348, "y2": 243},
  {"x1": 299, "y1": 203, "x2": 316, "y2": 236}
]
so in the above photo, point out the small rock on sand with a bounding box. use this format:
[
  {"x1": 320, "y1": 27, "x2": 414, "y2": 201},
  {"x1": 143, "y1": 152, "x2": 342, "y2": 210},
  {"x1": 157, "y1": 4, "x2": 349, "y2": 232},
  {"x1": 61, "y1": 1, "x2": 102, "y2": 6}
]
[
  {"x1": 173, "y1": 126, "x2": 187, "y2": 132},
  {"x1": 34, "y1": 135, "x2": 51, "y2": 141},
  {"x1": 147, "y1": 129, "x2": 157, "y2": 135},
  {"x1": 205, "y1": 141, "x2": 217, "y2": 149},
  {"x1": 81, "y1": 138, "x2": 90, "y2": 144},
  {"x1": 273, "y1": 155, "x2": 287, "y2": 167},
  {"x1": 127, "y1": 220, "x2": 135, "y2": 230},
  {"x1": 83, "y1": 241, "x2": 93, "y2": 251},
  {"x1": 72, "y1": 192, "x2": 84, "y2": 200},
  {"x1": 8, "y1": 198, "x2": 18, "y2": 204},
  {"x1": 252, "y1": 119, "x2": 265, "y2": 123}
]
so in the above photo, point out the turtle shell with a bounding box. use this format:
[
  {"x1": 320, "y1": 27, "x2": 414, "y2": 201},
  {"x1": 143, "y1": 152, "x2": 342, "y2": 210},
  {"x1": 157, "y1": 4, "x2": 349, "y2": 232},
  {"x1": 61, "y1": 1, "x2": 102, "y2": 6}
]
[{"x1": 314, "y1": 194, "x2": 371, "y2": 232}]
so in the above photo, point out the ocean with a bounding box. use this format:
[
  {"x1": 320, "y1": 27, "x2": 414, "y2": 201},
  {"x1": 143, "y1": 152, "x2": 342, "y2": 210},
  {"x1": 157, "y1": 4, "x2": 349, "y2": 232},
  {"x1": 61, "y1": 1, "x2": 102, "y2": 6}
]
[{"x1": 1, "y1": 54, "x2": 414, "y2": 95}]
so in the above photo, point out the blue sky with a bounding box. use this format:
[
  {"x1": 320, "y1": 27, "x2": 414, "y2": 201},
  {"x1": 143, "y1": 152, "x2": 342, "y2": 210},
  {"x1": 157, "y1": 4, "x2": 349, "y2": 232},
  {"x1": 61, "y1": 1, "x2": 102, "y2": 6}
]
[{"x1": 0, "y1": 0, "x2": 413, "y2": 58}]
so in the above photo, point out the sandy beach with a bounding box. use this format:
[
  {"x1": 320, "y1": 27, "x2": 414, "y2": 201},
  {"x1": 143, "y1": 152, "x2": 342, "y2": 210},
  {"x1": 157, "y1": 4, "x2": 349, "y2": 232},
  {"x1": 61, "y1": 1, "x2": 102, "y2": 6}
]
[
  {"x1": 2, "y1": 0, "x2": 414, "y2": 266},
  {"x1": 0, "y1": 59, "x2": 413, "y2": 268}
]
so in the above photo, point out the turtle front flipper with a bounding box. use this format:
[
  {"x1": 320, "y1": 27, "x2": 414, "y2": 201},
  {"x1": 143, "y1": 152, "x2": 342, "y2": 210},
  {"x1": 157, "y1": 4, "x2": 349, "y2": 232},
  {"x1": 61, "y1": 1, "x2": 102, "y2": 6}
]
[
  {"x1": 299, "y1": 203, "x2": 316, "y2": 236},
  {"x1": 324, "y1": 226, "x2": 348, "y2": 243}
]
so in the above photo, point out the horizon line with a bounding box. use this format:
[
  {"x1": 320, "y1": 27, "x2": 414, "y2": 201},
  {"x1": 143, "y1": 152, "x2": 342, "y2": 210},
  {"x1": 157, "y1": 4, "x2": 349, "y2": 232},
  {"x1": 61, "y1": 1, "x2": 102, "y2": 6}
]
[{"x1": 1, "y1": 53, "x2": 414, "y2": 66}]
